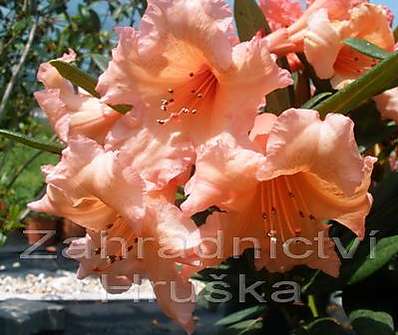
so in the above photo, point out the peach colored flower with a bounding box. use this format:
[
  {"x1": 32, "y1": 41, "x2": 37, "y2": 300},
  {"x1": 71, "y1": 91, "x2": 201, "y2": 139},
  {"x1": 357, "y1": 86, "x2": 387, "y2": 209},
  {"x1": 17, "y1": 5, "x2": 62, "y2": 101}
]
[
  {"x1": 67, "y1": 203, "x2": 197, "y2": 333},
  {"x1": 374, "y1": 87, "x2": 398, "y2": 124},
  {"x1": 289, "y1": 0, "x2": 367, "y2": 40},
  {"x1": 181, "y1": 109, "x2": 375, "y2": 277},
  {"x1": 259, "y1": 0, "x2": 303, "y2": 31},
  {"x1": 96, "y1": 0, "x2": 292, "y2": 189},
  {"x1": 373, "y1": 44, "x2": 398, "y2": 124},
  {"x1": 304, "y1": 3, "x2": 394, "y2": 88},
  {"x1": 34, "y1": 50, "x2": 121, "y2": 144},
  {"x1": 263, "y1": 0, "x2": 366, "y2": 57},
  {"x1": 28, "y1": 136, "x2": 199, "y2": 332}
]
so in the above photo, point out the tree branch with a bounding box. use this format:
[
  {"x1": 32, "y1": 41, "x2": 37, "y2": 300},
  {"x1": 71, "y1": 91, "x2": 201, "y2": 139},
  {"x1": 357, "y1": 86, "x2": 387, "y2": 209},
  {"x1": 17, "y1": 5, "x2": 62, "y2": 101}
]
[{"x1": 0, "y1": 16, "x2": 39, "y2": 120}]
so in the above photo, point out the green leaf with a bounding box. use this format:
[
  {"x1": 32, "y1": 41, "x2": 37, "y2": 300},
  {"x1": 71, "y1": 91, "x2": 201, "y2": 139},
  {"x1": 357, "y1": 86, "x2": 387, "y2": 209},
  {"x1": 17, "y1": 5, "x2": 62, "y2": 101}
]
[
  {"x1": 300, "y1": 318, "x2": 349, "y2": 335},
  {"x1": 344, "y1": 38, "x2": 391, "y2": 60},
  {"x1": 49, "y1": 60, "x2": 132, "y2": 114},
  {"x1": 234, "y1": 0, "x2": 271, "y2": 42},
  {"x1": 348, "y1": 235, "x2": 398, "y2": 285},
  {"x1": 350, "y1": 310, "x2": 394, "y2": 335},
  {"x1": 0, "y1": 130, "x2": 64, "y2": 155},
  {"x1": 226, "y1": 318, "x2": 263, "y2": 335},
  {"x1": 91, "y1": 53, "x2": 109, "y2": 72},
  {"x1": 315, "y1": 51, "x2": 398, "y2": 117},
  {"x1": 302, "y1": 92, "x2": 333, "y2": 109},
  {"x1": 216, "y1": 306, "x2": 266, "y2": 327},
  {"x1": 234, "y1": 0, "x2": 293, "y2": 114},
  {"x1": 50, "y1": 60, "x2": 99, "y2": 98}
]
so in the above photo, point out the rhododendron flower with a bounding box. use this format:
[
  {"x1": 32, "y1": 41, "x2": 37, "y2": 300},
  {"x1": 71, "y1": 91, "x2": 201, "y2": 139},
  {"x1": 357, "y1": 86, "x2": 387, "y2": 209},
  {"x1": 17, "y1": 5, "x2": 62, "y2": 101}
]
[
  {"x1": 304, "y1": 3, "x2": 394, "y2": 88},
  {"x1": 34, "y1": 50, "x2": 121, "y2": 144},
  {"x1": 67, "y1": 206, "x2": 197, "y2": 333},
  {"x1": 259, "y1": 0, "x2": 303, "y2": 32},
  {"x1": 182, "y1": 109, "x2": 375, "y2": 277},
  {"x1": 96, "y1": 0, "x2": 292, "y2": 189},
  {"x1": 28, "y1": 136, "x2": 200, "y2": 332},
  {"x1": 374, "y1": 87, "x2": 398, "y2": 124},
  {"x1": 262, "y1": 0, "x2": 367, "y2": 57},
  {"x1": 288, "y1": 0, "x2": 366, "y2": 43}
]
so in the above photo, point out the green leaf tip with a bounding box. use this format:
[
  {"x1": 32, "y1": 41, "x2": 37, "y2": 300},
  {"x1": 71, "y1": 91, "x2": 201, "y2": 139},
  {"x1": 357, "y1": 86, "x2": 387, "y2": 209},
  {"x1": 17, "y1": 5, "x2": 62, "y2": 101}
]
[
  {"x1": 0, "y1": 129, "x2": 64, "y2": 155},
  {"x1": 49, "y1": 60, "x2": 132, "y2": 114}
]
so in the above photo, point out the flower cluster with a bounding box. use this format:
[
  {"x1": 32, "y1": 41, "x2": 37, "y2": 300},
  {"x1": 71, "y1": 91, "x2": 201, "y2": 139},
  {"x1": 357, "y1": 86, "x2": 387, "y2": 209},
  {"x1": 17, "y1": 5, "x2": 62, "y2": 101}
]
[{"x1": 30, "y1": 0, "x2": 396, "y2": 332}]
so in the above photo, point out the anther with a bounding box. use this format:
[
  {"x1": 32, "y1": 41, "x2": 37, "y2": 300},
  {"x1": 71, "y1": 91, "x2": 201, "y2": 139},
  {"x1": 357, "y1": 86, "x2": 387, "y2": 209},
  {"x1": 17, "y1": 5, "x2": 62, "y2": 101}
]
[
  {"x1": 94, "y1": 248, "x2": 101, "y2": 255},
  {"x1": 157, "y1": 119, "x2": 166, "y2": 125},
  {"x1": 197, "y1": 93, "x2": 203, "y2": 98},
  {"x1": 189, "y1": 72, "x2": 194, "y2": 77},
  {"x1": 107, "y1": 255, "x2": 117, "y2": 264},
  {"x1": 299, "y1": 210, "x2": 305, "y2": 218},
  {"x1": 191, "y1": 109, "x2": 197, "y2": 114},
  {"x1": 168, "y1": 88, "x2": 174, "y2": 94}
]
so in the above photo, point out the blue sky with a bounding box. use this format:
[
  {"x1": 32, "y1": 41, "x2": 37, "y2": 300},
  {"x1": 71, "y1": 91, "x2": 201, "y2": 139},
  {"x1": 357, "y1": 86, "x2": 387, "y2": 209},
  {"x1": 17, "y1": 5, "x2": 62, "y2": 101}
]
[
  {"x1": 368, "y1": 0, "x2": 397, "y2": 17},
  {"x1": 227, "y1": 0, "x2": 398, "y2": 21},
  {"x1": 68, "y1": 0, "x2": 398, "y2": 27}
]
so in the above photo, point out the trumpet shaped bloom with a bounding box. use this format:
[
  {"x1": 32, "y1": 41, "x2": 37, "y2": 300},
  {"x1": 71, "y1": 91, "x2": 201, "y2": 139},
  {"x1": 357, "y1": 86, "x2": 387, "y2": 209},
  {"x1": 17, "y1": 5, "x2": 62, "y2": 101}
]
[
  {"x1": 29, "y1": 136, "x2": 199, "y2": 332},
  {"x1": 262, "y1": 0, "x2": 366, "y2": 55},
  {"x1": 304, "y1": 3, "x2": 394, "y2": 88},
  {"x1": 67, "y1": 203, "x2": 197, "y2": 333},
  {"x1": 374, "y1": 87, "x2": 398, "y2": 124},
  {"x1": 259, "y1": 0, "x2": 303, "y2": 31},
  {"x1": 35, "y1": 50, "x2": 121, "y2": 144},
  {"x1": 96, "y1": 0, "x2": 292, "y2": 189},
  {"x1": 182, "y1": 109, "x2": 375, "y2": 277}
]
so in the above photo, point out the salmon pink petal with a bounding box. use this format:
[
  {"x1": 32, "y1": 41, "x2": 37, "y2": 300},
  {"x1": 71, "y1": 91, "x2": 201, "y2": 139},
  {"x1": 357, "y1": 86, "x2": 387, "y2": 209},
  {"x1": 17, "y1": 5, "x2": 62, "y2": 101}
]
[
  {"x1": 347, "y1": 4, "x2": 394, "y2": 51},
  {"x1": 34, "y1": 90, "x2": 70, "y2": 142},
  {"x1": 256, "y1": 225, "x2": 341, "y2": 277},
  {"x1": 97, "y1": 0, "x2": 234, "y2": 109},
  {"x1": 37, "y1": 49, "x2": 76, "y2": 91},
  {"x1": 109, "y1": 118, "x2": 195, "y2": 191},
  {"x1": 259, "y1": 0, "x2": 303, "y2": 31},
  {"x1": 181, "y1": 133, "x2": 265, "y2": 216},
  {"x1": 249, "y1": 112, "x2": 278, "y2": 152},
  {"x1": 97, "y1": 1, "x2": 291, "y2": 149},
  {"x1": 29, "y1": 136, "x2": 146, "y2": 231},
  {"x1": 139, "y1": 0, "x2": 234, "y2": 69},
  {"x1": 259, "y1": 109, "x2": 367, "y2": 196},
  {"x1": 35, "y1": 50, "x2": 121, "y2": 143},
  {"x1": 215, "y1": 37, "x2": 293, "y2": 136},
  {"x1": 146, "y1": 256, "x2": 195, "y2": 334},
  {"x1": 304, "y1": 3, "x2": 394, "y2": 86},
  {"x1": 304, "y1": 9, "x2": 344, "y2": 79},
  {"x1": 289, "y1": 0, "x2": 363, "y2": 37},
  {"x1": 146, "y1": 197, "x2": 201, "y2": 254},
  {"x1": 290, "y1": 156, "x2": 375, "y2": 239},
  {"x1": 374, "y1": 87, "x2": 398, "y2": 124}
]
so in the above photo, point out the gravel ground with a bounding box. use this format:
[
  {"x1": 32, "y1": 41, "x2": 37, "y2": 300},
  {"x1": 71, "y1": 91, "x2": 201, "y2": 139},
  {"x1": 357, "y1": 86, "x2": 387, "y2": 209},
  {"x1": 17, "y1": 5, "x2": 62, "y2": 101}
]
[
  {"x1": 0, "y1": 267, "x2": 162, "y2": 301},
  {"x1": 0, "y1": 263, "x2": 204, "y2": 301}
]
